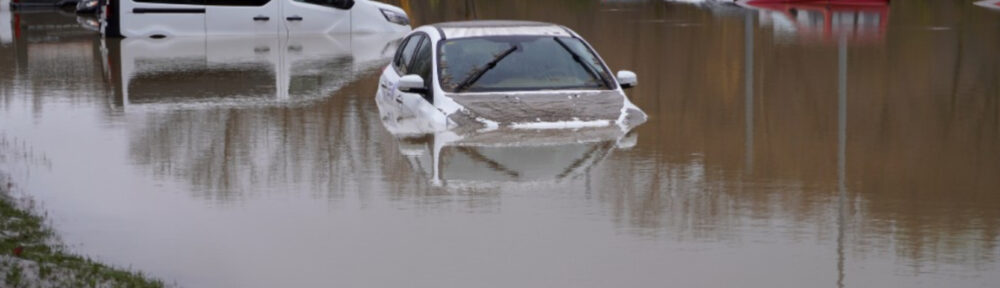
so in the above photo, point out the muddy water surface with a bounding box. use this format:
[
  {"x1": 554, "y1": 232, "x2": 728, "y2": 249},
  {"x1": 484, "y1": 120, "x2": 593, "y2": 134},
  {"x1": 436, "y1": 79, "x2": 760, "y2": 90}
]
[{"x1": 2, "y1": 1, "x2": 1000, "y2": 287}]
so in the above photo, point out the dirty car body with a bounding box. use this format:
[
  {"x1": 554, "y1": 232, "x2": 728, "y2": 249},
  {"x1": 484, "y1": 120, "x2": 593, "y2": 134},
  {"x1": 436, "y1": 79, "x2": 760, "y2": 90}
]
[{"x1": 377, "y1": 21, "x2": 647, "y2": 133}]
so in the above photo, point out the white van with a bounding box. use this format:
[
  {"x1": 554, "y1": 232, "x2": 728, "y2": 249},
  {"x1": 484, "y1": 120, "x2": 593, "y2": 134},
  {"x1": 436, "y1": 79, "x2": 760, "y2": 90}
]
[{"x1": 102, "y1": 0, "x2": 410, "y2": 38}]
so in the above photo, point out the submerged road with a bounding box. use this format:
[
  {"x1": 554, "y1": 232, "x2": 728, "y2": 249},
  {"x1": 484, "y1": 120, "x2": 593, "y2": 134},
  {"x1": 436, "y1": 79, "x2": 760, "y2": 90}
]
[{"x1": 2, "y1": 1, "x2": 1000, "y2": 287}]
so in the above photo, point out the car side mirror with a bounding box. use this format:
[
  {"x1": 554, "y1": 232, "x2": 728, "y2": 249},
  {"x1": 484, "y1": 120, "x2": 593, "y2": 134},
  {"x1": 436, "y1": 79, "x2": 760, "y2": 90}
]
[
  {"x1": 617, "y1": 70, "x2": 637, "y2": 89},
  {"x1": 399, "y1": 75, "x2": 428, "y2": 94}
]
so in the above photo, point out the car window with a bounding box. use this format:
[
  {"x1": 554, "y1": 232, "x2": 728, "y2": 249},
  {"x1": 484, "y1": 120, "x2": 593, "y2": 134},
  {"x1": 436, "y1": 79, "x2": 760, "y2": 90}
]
[
  {"x1": 410, "y1": 39, "x2": 433, "y2": 84},
  {"x1": 438, "y1": 36, "x2": 612, "y2": 92},
  {"x1": 394, "y1": 35, "x2": 424, "y2": 75},
  {"x1": 392, "y1": 37, "x2": 411, "y2": 73},
  {"x1": 409, "y1": 38, "x2": 434, "y2": 102},
  {"x1": 293, "y1": 0, "x2": 354, "y2": 10}
]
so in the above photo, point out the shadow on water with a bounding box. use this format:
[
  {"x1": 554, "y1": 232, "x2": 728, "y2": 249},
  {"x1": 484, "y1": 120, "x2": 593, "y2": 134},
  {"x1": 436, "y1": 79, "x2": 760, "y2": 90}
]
[{"x1": 1, "y1": 1, "x2": 1000, "y2": 287}]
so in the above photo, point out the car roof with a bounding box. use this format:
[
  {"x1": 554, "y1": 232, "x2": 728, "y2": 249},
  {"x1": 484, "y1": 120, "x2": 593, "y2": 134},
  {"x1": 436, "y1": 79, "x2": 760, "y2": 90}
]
[{"x1": 430, "y1": 20, "x2": 574, "y2": 39}]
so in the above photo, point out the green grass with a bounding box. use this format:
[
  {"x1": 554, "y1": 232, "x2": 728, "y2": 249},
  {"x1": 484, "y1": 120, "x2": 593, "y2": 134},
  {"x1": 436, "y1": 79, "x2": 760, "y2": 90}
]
[{"x1": 1, "y1": 182, "x2": 165, "y2": 288}]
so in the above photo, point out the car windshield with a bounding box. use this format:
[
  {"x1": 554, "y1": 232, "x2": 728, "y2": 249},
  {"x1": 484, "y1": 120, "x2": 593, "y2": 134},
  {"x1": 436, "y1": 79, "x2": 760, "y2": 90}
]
[{"x1": 438, "y1": 36, "x2": 613, "y2": 92}]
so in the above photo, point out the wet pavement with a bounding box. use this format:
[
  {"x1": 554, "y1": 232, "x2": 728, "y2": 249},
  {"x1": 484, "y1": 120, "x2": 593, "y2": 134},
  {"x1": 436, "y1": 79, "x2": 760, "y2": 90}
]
[{"x1": 2, "y1": 1, "x2": 1000, "y2": 287}]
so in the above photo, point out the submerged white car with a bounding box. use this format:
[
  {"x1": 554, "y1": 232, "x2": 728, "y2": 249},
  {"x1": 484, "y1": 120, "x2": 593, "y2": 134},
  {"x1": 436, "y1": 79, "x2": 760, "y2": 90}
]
[
  {"x1": 377, "y1": 21, "x2": 647, "y2": 132},
  {"x1": 102, "y1": 0, "x2": 410, "y2": 38}
]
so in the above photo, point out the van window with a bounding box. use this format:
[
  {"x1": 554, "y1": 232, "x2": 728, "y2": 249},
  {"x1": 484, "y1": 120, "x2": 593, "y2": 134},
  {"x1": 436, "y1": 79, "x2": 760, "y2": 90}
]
[
  {"x1": 293, "y1": 0, "x2": 355, "y2": 10},
  {"x1": 135, "y1": 0, "x2": 270, "y2": 6},
  {"x1": 205, "y1": 0, "x2": 270, "y2": 6},
  {"x1": 134, "y1": 0, "x2": 204, "y2": 4}
]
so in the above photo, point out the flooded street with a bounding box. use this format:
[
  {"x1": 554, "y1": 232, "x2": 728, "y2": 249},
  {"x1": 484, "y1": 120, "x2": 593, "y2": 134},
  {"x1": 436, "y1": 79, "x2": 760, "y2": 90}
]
[{"x1": 2, "y1": 0, "x2": 1000, "y2": 287}]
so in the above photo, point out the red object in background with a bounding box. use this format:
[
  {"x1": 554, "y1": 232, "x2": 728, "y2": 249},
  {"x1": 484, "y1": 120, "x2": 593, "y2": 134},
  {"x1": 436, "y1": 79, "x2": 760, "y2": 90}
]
[
  {"x1": 744, "y1": 0, "x2": 891, "y2": 44},
  {"x1": 13, "y1": 246, "x2": 24, "y2": 257},
  {"x1": 13, "y1": 12, "x2": 20, "y2": 39}
]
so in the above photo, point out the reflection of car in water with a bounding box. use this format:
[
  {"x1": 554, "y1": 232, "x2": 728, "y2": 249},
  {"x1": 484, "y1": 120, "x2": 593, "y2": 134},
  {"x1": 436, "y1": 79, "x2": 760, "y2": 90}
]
[
  {"x1": 738, "y1": 0, "x2": 890, "y2": 43},
  {"x1": 101, "y1": 0, "x2": 410, "y2": 38},
  {"x1": 377, "y1": 21, "x2": 646, "y2": 133},
  {"x1": 76, "y1": 14, "x2": 100, "y2": 32},
  {"x1": 975, "y1": 0, "x2": 1000, "y2": 9},
  {"x1": 105, "y1": 32, "x2": 404, "y2": 109},
  {"x1": 2, "y1": 10, "x2": 103, "y2": 75},
  {"x1": 385, "y1": 122, "x2": 638, "y2": 187}
]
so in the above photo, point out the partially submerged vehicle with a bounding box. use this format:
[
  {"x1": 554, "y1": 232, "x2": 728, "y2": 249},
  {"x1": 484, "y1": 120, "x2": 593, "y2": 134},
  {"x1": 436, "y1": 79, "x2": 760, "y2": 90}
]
[
  {"x1": 376, "y1": 21, "x2": 647, "y2": 133},
  {"x1": 101, "y1": 0, "x2": 410, "y2": 38}
]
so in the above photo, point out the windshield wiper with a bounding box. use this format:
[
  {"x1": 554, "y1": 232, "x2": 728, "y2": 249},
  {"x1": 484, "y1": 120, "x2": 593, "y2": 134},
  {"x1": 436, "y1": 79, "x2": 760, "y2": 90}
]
[
  {"x1": 455, "y1": 45, "x2": 519, "y2": 92},
  {"x1": 553, "y1": 37, "x2": 611, "y2": 89}
]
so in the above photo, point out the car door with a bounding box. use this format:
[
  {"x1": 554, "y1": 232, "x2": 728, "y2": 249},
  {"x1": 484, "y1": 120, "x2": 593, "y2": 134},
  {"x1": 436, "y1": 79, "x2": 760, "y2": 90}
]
[
  {"x1": 121, "y1": 0, "x2": 206, "y2": 37},
  {"x1": 378, "y1": 33, "x2": 421, "y2": 118},
  {"x1": 280, "y1": 0, "x2": 352, "y2": 35},
  {"x1": 407, "y1": 36, "x2": 434, "y2": 104},
  {"x1": 204, "y1": 0, "x2": 280, "y2": 35},
  {"x1": 393, "y1": 34, "x2": 436, "y2": 118}
]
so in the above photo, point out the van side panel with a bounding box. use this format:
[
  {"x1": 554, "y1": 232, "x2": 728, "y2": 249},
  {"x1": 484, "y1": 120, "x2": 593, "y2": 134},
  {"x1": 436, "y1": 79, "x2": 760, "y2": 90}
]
[
  {"x1": 205, "y1": 0, "x2": 280, "y2": 35},
  {"x1": 280, "y1": 0, "x2": 350, "y2": 35}
]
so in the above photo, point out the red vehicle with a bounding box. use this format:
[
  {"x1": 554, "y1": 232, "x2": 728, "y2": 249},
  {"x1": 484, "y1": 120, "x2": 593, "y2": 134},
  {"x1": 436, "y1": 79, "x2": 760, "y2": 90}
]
[{"x1": 739, "y1": 0, "x2": 890, "y2": 44}]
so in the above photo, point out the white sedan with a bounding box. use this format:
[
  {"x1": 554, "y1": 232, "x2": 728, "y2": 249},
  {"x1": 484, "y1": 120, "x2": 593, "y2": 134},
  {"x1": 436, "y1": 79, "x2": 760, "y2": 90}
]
[{"x1": 377, "y1": 20, "x2": 647, "y2": 132}]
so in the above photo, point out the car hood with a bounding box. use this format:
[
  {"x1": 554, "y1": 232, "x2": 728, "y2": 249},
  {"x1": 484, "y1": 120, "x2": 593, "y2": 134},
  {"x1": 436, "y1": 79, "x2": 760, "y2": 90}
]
[{"x1": 444, "y1": 90, "x2": 646, "y2": 128}]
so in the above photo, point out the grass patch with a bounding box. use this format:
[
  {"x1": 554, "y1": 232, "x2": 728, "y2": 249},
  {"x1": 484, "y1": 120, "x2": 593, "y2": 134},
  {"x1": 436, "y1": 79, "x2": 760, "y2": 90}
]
[{"x1": 1, "y1": 180, "x2": 165, "y2": 288}]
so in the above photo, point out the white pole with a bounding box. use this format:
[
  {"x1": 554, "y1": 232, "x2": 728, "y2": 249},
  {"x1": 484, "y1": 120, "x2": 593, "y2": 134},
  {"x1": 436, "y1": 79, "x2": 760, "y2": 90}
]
[
  {"x1": 836, "y1": 32, "x2": 848, "y2": 288},
  {"x1": 744, "y1": 12, "x2": 754, "y2": 173}
]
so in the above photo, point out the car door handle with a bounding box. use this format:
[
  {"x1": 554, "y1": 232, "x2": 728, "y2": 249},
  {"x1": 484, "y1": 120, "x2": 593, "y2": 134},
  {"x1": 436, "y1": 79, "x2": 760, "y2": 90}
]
[
  {"x1": 253, "y1": 15, "x2": 270, "y2": 21},
  {"x1": 286, "y1": 16, "x2": 303, "y2": 21}
]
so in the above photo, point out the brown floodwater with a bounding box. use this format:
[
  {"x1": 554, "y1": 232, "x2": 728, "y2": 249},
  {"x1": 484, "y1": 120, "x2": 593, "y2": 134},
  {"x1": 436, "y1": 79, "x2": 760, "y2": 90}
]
[{"x1": 2, "y1": 1, "x2": 1000, "y2": 287}]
